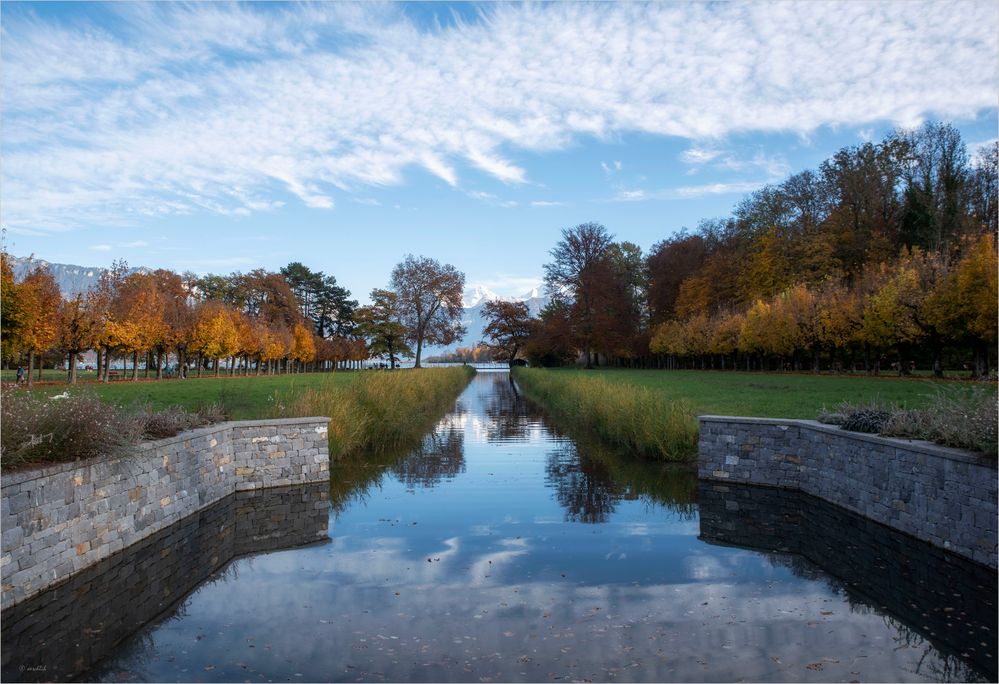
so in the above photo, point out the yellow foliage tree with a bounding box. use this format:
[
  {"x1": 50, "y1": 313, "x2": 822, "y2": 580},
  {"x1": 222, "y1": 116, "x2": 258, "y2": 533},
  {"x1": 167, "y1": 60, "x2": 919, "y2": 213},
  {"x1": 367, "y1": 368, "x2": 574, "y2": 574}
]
[
  {"x1": 15, "y1": 267, "x2": 61, "y2": 386},
  {"x1": 190, "y1": 303, "x2": 240, "y2": 377},
  {"x1": 290, "y1": 322, "x2": 317, "y2": 372}
]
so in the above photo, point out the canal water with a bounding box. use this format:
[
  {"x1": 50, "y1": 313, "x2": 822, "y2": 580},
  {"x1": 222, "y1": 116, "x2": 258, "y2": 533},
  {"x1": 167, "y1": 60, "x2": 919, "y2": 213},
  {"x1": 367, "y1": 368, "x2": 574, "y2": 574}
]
[{"x1": 3, "y1": 372, "x2": 996, "y2": 682}]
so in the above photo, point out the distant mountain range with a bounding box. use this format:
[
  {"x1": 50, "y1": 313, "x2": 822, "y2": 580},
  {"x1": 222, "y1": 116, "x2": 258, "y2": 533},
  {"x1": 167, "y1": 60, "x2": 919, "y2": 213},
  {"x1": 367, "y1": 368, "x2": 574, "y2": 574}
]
[
  {"x1": 442, "y1": 284, "x2": 550, "y2": 355},
  {"x1": 6, "y1": 255, "x2": 547, "y2": 353},
  {"x1": 8, "y1": 256, "x2": 151, "y2": 299}
]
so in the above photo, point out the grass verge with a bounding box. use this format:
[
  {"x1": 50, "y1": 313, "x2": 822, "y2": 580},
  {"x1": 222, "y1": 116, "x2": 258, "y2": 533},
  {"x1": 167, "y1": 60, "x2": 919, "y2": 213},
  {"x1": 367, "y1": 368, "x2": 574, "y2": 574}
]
[
  {"x1": 21, "y1": 372, "x2": 359, "y2": 420},
  {"x1": 542, "y1": 368, "x2": 994, "y2": 419},
  {"x1": 274, "y1": 367, "x2": 475, "y2": 459},
  {"x1": 513, "y1": 368, "x2": 698, "y2": 461}
]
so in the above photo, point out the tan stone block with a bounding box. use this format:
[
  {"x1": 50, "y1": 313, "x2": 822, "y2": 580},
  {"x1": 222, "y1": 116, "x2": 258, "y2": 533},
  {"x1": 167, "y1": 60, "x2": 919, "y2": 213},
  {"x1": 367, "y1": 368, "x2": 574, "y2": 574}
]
[{"x1": 75, "y1": 542, "x2": 90, "y2": 556}]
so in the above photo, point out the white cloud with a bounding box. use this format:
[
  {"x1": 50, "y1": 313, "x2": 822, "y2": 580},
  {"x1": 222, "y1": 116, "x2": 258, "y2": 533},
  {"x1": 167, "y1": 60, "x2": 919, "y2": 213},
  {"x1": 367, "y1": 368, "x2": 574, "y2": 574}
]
[
  {"x1": 680, "y1": 148, "x2": 722, "y2": 164},
  {"x1": 88, "y1": 244, "x2": 112, "y2": 252},
  {"x1": 529, "y1": 200, "x2": 564, "y2": 207},
  {"x1": 600, "y1": 160, "x2": 623, "y2": 175},
  {"x1": 614, "y1": 189, "x2": 648, "y2": 202},
  {"x1": 3, "y1": 1, "x2": 996, "y2": 231},
  {"x1": 670, "y1": 181, "x2": 772, "y2": 199},
  {"x1": 121, "y1": 240, "x2": 149, "y2": 248}
]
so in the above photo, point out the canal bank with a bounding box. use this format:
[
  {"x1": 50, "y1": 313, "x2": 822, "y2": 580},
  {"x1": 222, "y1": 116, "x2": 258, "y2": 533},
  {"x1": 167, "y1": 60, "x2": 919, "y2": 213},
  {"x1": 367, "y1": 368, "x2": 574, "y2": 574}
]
[
  {"x1": 698, "y1": 416, "x2": 998, "y2": 568},
  {"x1": 0, "y1": 417, "x2": 330, "y2": 609},
  {"x1": 3, "y1": 372, "x2": 995, "y2": 682}
]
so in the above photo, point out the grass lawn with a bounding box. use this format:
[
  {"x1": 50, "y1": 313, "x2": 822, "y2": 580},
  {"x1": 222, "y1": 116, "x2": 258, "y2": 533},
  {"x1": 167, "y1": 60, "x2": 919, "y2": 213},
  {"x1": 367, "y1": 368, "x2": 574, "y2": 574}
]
[
  {"x1": 544, "y1": 368, "x2": 996, "y2": 419},
  {"x1": 17, "y1": 372, "x2": 361, "y2": 420}
]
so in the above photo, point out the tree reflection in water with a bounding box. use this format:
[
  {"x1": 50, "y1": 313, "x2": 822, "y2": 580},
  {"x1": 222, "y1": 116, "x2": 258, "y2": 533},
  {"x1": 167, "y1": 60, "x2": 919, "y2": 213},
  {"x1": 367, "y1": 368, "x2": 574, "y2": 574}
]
[
  {"x1": 545, "y1": 440, "x2": 698, "y2": 523},
  {"x1": 329, "y1": 404, "x2": 468, "y2": 514}
]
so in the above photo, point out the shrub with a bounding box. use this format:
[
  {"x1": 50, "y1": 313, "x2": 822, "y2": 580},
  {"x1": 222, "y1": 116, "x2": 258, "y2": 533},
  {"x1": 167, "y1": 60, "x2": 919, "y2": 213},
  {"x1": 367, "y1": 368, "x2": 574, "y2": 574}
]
[
  {"x1": 512, "y1": 368, "x2": 698, "y2": 461},
  {"x1": 820, "y1": 386, "x2": 997, "y2": 455},
  {"x1": 1, "y1": 388, "x2": 141, "y2": 470},
  {"x1": 273, "y1": 366, "x2": 474, "y2": 458},
  {"x1": 1, "y1": 388, "x2": 229, "y2": 471},
  {"x1": 839, "y1": 409, "x2": 893, "y2": 434},
  {"x1": 882, "y1": 386, "x2": 997, "y2": 455},
  {"x1": 138, "y1": 402, "x2": 229, "y2": 439}
]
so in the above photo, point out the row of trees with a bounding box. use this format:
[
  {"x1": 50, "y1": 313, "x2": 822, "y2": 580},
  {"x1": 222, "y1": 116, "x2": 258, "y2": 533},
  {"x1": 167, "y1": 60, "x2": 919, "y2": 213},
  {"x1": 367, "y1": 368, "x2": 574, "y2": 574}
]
[
  {"x1": 1, "y1": 253, "x2": 470, "y2": 385},
  {"x1": 482, "y1": 123, "x2": 997, "y2": 376}
]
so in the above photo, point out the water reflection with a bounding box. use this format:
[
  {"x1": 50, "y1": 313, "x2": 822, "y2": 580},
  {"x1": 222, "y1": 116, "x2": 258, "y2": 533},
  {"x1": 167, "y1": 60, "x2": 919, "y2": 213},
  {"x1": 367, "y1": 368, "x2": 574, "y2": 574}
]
[
  {"x1": 4, "y1": 372, "x2": 996, "y2": 683},
  {"x1": 699, "y1": 482, "x2": 997, "y2": 681},
  {"x1": 391, "y1": 426, "x2": 466, "y2": 488},
  {"x1": 483, "y1": 373, "x2": 535, "y2": 442},
  {"x1": 1, "y1": 484, "x2": 329, "y2": 682}
]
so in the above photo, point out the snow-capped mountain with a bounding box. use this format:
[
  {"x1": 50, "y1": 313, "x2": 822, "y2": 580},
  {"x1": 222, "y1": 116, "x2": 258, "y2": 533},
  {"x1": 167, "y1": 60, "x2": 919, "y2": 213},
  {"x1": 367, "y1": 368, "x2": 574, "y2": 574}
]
[
  {"x1": 428, "y1": 284, "x2": 550, "y2": 356},
  {"x1": 462, "y1": 284, "x2": 501, "y2": 308}
]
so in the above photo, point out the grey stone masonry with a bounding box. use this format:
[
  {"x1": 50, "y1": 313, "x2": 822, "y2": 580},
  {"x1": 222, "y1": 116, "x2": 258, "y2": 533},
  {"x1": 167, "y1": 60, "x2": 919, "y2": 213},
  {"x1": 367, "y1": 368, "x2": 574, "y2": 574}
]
[
  {"x1": 698, "y1": 416, "x2": 998, "y2": 568},
  {"x1": 1, "y1": 416, "x2": 329, "y2": 609}
]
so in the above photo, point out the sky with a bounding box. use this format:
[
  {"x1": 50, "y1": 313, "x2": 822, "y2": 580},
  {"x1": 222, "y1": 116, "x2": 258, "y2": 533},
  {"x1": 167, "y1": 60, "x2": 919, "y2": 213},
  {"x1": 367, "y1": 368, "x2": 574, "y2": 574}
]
[{"x1": 2, "y1": 1, "x2": 997, "y2": 304}]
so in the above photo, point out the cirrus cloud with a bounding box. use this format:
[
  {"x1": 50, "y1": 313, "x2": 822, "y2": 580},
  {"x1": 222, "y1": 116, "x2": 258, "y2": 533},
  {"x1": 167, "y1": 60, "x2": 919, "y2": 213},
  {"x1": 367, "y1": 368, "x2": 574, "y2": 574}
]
[{"x1": 2, "y1": 1, "x2": 996, "y2": 233}]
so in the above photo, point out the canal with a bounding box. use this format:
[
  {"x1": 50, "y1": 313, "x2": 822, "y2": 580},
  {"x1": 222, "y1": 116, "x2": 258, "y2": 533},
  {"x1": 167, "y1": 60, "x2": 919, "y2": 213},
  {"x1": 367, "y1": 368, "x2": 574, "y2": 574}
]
[{"x1": 3, "y1": 371, "x2": 995, "y2": 682}]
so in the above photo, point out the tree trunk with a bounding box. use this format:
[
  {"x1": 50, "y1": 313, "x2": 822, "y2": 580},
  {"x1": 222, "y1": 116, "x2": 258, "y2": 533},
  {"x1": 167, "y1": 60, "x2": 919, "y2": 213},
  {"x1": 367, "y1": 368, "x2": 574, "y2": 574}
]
[
  {"x1": 69, "y1": 352, "x2": 78, "y2": 384},
  {"x1": 198, "y1": 354, "x2": 203, "y2": 378},
  {"x1": 414, "y1": 338, "x2": 423, "y2": 369},
  {"x1": 156, "y1": 350, "x2": 163, "y2": 380},
  {"x1": 27, "y1": 350, "x2": 34, "y2": 388},
  {"x1": 132, "y1": 351, "x2": 139, "y2": 381},
  {"x1": 214, "y1": 358, "x2": 220, "y2": 377},
  {"x1": 931, "y1": 336, "x2": 942, "y2": 378}
]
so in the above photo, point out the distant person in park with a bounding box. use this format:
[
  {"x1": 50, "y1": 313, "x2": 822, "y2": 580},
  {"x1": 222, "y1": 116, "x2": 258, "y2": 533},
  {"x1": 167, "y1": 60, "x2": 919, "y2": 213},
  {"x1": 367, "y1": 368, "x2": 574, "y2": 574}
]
[{"x1": 15, "y1": 366, "x2": 25, "y2": 384}]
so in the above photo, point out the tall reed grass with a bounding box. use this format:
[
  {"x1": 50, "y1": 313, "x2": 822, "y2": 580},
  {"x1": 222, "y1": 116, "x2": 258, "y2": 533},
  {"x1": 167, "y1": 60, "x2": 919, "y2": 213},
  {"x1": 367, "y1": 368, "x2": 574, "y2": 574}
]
[
  {"x1": 273, "y1": 367, "x2": 474, "y2": 458},
  {"x1": 513, "y1": 368, "x2": 698, "y2": 461}
]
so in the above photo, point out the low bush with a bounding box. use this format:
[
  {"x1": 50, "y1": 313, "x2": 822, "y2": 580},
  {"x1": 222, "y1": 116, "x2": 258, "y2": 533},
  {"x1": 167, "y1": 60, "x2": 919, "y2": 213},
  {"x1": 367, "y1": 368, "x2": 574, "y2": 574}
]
[
  {"x1": 512, "y1": 368, "x2": 698, "y2": 461},
  {"x1": 819, "y1": 386, "x2": 998, "y2": 455},
  {"x1": 0, "y1": 387, "x2": 228, "y2": 471},
  {"x1": 273, "y1": 366, "x2": 474, "y2": 458}
]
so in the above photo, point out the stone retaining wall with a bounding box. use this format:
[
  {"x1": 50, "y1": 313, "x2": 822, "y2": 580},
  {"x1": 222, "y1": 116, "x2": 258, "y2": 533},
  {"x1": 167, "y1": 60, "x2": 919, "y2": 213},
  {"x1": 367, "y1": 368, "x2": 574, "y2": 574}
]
[
  {"x1": 1, "y1": 417, "x2": 329, "y2": 609},
  {"x1": 698, "y1": 481, "x2": 997, "y2": 680},
  {"x1": 699, "y1": 416, "x2": 998, "y2": 568},
  {"x1": 2, "y1": 483, "x2": 329, "y2": 682}
]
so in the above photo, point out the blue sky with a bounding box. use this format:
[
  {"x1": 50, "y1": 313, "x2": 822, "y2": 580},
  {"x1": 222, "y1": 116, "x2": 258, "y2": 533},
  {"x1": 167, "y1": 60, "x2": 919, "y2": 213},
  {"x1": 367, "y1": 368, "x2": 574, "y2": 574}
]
[{"x1": 2, "y1": 1, "x2": 996, "y2": 304}]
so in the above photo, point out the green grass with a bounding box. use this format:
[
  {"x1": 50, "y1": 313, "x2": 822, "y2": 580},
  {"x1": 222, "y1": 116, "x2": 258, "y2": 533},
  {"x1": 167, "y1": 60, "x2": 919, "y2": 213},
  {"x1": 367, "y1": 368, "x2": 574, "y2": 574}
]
[
  {"x1": 20, "y1": 373, "x2": 360, "y2": 419},
  {"x1": 539, "y1": 368, "x2": 995, "y2": 419}
]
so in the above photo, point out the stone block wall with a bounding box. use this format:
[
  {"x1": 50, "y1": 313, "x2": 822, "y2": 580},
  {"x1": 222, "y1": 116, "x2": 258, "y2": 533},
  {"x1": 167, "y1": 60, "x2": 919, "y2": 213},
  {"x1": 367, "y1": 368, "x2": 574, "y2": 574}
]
[
  {"x1": 1, "y1": 417, "x2": 329, "y2": 609},
  {"x1": 2, "y1": 483, "x2": 329, "y2": 682},
  {"x1": 698, "y1": 481, "x2": 997, "y2": 680},
  {"x1": 699, "y1": 416, "x2": 998, "y2": 568}
]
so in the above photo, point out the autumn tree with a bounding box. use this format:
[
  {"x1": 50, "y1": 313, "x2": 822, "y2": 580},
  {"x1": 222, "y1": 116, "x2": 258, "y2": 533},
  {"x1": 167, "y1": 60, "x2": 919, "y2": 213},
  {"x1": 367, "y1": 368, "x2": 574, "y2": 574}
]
[
  {"x1": 543, "y1": 223, "x2": 614, "y2": 368},
  {"x1": 89, "y1": 260, "x2": 129, "y2": 382},
  {"x1": 390, "y1": 255, "x2": 465, "y2": 368},
  {"x1": 481, "y1": 300, "x2": 534, "y2": 367},
  {"x1": 58, "y1": 294, "x2": 97, "y2": 384},
  {"x1": 190, "y1": 302, "x2": 240, "y2": 377},
  {"x1": 16, "y1": 266, "x2": 61, "y2": 386},
  {"x1": 105, "y1": 274, "x2": 167, "y2": 381},
  {"x1": 0, "y1": 253, "x2": 23, "y2": 362},
  {"x1": 355, "y1": 289, "x2": 412, "y2": 369},
  {"x1": 290, "y1": 322, "x2": 317, "y2": 372}
]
